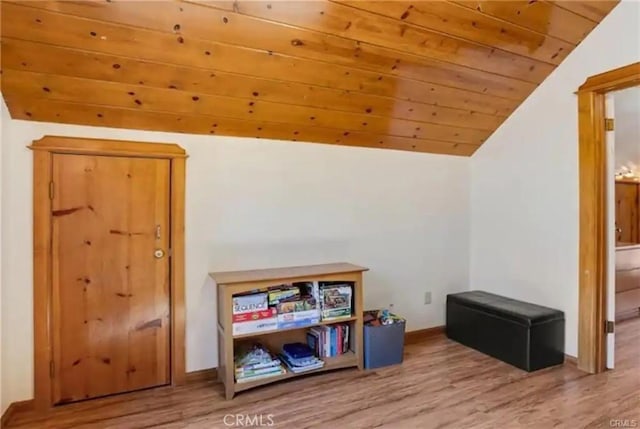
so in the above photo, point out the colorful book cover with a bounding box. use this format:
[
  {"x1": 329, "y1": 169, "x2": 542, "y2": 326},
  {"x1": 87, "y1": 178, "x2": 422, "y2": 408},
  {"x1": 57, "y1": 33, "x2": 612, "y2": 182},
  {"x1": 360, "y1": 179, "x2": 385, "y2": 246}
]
[
  {"x1": 331, "y1": 327, "x2": 336, "y2": 357},
  {"x1": 233, "y1": 292, "x2": 268, "y2": 315},
  {"x1": 276, "y1": 308, "x2": 320, "y2": 329},
  {"x1": 320, "y1": 284, "x2": 353, "y2": 319},
  {"x1": 268, "y1": 287, "x2": 300, "y2": 306},
  {"x1": 232, "y1": 308, "x2": 277, "y2": 323}
]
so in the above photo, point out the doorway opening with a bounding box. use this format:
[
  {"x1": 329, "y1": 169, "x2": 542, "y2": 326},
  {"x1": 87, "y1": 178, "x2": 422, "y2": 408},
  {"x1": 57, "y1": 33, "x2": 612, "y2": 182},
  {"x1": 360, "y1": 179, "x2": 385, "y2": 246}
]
[
  {"x1": 578, "y1": 62, "x2": 640, "y2": 374},
  {"x1": 607, "y1": 86, "x2": 640, "y2": 369}
]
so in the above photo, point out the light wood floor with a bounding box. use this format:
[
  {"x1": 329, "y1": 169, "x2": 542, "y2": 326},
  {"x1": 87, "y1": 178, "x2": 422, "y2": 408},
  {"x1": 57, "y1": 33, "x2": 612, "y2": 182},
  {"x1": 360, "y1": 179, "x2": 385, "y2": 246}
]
[{"x1": 8, "y1": 317, "x2": 640, "y2": 429}]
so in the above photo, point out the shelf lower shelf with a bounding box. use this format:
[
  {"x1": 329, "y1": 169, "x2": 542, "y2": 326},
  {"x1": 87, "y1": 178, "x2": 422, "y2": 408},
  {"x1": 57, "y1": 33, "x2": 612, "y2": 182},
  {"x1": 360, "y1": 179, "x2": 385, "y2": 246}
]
[
  {"x1": 234, "y1": 351, "x2": 358, "y2": 393},
  {"x1": 233, "y1": 315, "x2": 358, "y2": 340}
]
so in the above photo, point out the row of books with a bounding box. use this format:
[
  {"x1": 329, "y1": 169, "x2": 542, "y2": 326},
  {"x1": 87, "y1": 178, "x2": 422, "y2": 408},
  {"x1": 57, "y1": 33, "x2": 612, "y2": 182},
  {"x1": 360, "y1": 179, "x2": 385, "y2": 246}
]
[
  {"x1": 307, "y1": 323, "x2": 350, "y2": 358},
  {"x1": 231, "y1": 282, "x2": 354, "y2": 335}
]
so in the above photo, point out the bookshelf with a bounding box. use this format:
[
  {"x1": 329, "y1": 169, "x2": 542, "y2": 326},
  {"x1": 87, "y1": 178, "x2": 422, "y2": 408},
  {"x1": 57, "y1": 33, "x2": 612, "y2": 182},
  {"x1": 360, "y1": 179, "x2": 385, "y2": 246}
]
[{"x1": 211, "y1": 263, "x2": 368, "y2": 400}]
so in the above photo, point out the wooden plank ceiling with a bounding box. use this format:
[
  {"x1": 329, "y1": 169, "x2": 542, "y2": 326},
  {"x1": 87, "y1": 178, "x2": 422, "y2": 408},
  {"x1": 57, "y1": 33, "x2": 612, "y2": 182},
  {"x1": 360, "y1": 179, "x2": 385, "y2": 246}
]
[{"x1": 0, "y1": 0, "x2": 618, "y2": 156}]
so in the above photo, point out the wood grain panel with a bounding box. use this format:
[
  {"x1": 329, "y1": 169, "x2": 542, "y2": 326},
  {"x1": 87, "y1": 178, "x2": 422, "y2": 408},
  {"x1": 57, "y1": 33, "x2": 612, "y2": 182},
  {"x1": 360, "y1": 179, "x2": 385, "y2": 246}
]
[
  {"x1": 203, "y1": 0, "x2": 554, "y2": 83},
  {"x1": 1, "y1": 69, "x2": 491, "y2": 143},
  {"x1": 15, "y1": 0, "x2": 536, "y2": 101},
  {"x1": 454, "y1": 1, "x2": 599, "y2": 44},
  {"x1": 578, "y1": 89, "x2": 606, "y2": 374},
  {"x1": 210, "y1": 262, "x2": 368, "y2": 285},
  {"x1": 4, "y1": 318, "x2": 640, "y2": 429},
  {"x1": 32, "y1": 148, "x2": 53, "y2": 412},
  {"x1": 552, "y1": 0, "x2": 619, "y2": 22},
  {"x1": 5, "y1": 97, "x2": 480, "y2": 156},
  {"x1": 0, "y1": 3, "x2": 518, "y2": 116},
  {"x1": 51, "y1": 153, "x2": 171, "y2": 403},
  {"x1": 335, "y1": 1, "x2": 574, "y2": 64},
  {"x1": 169, "y1": 155, "x2": 187, "y2": 386},
  {"x1": 0, "y1": 1, "x2": 616, "y2": 155},
  {"x1": 1, "y1": 38, "x2": 512, "y2": 122},
  {"x1": 580, "y1": 62, "x2": 640, "y2": 93},
  {"x1": 615, "y1": 182, "x2": 640, "y2": 244}
]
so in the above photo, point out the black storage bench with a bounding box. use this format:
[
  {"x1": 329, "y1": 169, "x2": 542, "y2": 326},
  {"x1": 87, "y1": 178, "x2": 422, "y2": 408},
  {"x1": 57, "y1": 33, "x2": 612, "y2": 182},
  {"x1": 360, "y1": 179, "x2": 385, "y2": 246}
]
[{"x1": 446, "y1": 291, "x2": 565, "y2": 372}]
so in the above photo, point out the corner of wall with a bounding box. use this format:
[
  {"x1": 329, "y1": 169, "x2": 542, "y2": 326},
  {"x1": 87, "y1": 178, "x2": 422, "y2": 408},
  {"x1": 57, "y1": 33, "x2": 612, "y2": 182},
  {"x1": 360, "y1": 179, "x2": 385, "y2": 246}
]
[{"x1": 467, "y1": 1, "x2": 640, "y2": 357}]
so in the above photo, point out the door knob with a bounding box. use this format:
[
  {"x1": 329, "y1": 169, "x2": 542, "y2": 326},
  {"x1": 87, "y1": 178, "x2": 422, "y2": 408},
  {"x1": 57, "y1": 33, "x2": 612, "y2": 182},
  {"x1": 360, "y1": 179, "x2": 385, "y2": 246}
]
[{"x1": 154, "y1": 249, "x2": 165, "y2": 259}]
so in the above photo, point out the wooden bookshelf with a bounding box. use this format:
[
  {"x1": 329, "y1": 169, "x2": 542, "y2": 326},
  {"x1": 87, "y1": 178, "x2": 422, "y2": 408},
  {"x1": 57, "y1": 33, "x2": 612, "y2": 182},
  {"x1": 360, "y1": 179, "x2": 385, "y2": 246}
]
[{"x1": 211, "y1": 263, "x2": 368, "y2": 400}]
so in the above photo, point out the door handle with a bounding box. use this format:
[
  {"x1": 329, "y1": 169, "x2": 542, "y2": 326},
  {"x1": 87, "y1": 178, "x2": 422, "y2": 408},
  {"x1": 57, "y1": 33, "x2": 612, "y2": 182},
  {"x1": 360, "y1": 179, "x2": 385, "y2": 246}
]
[{"x1": 154, "y1": 249, "x2": 165, "y2": 259}]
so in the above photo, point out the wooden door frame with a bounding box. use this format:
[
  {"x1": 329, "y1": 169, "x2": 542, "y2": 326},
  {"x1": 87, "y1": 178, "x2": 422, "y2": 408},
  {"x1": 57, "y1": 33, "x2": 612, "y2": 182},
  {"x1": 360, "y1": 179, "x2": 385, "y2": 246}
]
[
  {"x1": 578, "y1": 62, "x2": 640, "y2": 374},
  {"x1": 29, "y1": 136, "x2": 187, "y2": 410}
]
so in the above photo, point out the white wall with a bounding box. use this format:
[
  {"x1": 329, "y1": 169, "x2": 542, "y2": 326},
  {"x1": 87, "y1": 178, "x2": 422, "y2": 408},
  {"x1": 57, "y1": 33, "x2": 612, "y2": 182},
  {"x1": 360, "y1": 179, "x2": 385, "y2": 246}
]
[
  {"x1": 0, "y1": 115, "x2": 470, "y2": 407},
  {"x1": 614, "y1": 86, "x2": 640, "y2": 175},
  {"x1": 470, "y1": 0, "x2": 640, "y2": 357}
]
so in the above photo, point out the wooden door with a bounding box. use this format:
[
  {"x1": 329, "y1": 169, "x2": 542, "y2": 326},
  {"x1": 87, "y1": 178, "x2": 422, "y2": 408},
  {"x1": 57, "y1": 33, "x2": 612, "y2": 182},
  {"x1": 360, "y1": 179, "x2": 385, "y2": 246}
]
[
  {"x1": 615, "y1": 182, "x2": 639, "y2": 244},
  {"x1": 51, "y1": 153, "x2": 171, "y2": 404}
]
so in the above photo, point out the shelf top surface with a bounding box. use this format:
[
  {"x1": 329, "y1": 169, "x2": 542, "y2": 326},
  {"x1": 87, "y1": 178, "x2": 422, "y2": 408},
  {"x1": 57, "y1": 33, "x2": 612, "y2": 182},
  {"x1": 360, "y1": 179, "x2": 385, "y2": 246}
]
[{"x1": 210, "y1": 262, "x2": 368, "y2": 285}]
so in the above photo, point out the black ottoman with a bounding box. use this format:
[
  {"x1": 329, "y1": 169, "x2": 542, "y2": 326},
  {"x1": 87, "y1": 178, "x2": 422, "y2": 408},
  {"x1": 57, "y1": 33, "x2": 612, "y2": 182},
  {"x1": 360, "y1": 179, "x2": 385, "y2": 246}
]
[{"x1": 446, "y1": 291, "x2": 565, "y2": 371}]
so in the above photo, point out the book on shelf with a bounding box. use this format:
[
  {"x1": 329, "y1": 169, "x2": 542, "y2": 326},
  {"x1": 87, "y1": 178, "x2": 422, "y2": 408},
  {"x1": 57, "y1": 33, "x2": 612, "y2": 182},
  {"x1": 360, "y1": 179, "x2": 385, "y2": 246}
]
[
  {"x1": 319, "y1": 282, "x2": 353, "y2": 320},
  {"x1": 232, "y1": 317, "x2": 278, "y2": 336},
  {"x1": 235, "y1": 368, "x2": 286, "y2": 383},
  {"x1": 234, "y1": 359, "x2": 282, "y2": 372},
  {"x1": 281, "y1": 360, "x2": 323, "y2": 374},
  {"x1": 279, "y1": 342, "x2": 324, "y2": 374},
  {"x1": 232, "y1": 308, "x2": 276, "y2": 323},
  {"x1": 235, "y1": 364, "x2": 284, "y2": 377},
  {"x1": 277, "y1": 308, "x2": 320, "y2": 329},
  {"x1": 234, "y1": 343, "x2": 285, "y2": 383},
  {"x1": 267, "y1": 285, "x2": 300, "y2": 306},
  {"x1": 233, "y1": 292, "x2": 268, "y2": 315}
]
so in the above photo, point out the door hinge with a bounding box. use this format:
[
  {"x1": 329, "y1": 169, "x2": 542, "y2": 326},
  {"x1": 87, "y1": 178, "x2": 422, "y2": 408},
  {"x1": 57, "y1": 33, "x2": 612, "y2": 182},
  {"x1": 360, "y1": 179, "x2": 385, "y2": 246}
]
[
  {"x1": 49, "y1": 181, "x2": 55, "y2": 200},
  {"x1": 49, "y1": 361, "x2": 55, "y2": 378},
  {"x1": 167, "y1": 248, "x2": 173, "y2": 257},
  {"x1": 606, "y1": 320, "x2": 615, "y2": 334},
  {"x1": 605, "y1": 118, "x2": 615, "y2": 131}
]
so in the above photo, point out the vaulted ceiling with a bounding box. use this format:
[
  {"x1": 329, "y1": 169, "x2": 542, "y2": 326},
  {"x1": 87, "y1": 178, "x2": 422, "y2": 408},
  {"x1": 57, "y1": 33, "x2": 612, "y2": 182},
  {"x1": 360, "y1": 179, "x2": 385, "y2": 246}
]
[{"x1": 0, "y1": 1, "x2": 618, "y2": 156}]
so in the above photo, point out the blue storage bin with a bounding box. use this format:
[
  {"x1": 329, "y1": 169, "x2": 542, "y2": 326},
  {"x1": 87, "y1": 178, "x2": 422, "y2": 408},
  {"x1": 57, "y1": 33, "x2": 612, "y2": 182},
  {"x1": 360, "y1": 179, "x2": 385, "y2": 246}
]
[{"x1": 363, "y1": 316, "x2": 406, "y2": 369}]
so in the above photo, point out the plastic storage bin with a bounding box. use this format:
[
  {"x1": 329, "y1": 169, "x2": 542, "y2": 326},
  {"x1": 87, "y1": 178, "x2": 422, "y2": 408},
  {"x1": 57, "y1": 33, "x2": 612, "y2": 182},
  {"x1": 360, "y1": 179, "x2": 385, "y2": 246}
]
[{"x1": 363, "y1": 316, "x2": 406, "y2": 369}]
